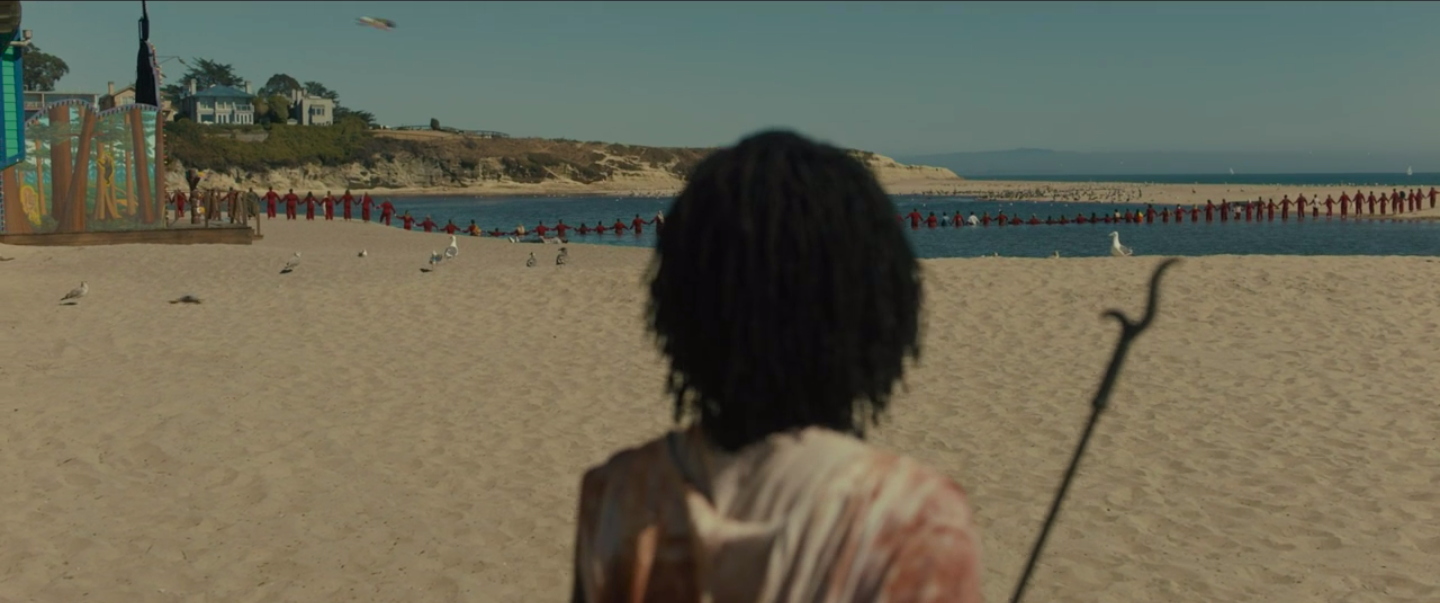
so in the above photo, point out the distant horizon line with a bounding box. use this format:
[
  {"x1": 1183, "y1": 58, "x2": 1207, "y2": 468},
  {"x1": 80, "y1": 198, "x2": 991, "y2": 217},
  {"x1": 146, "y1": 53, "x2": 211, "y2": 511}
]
[{"x1": 901, "y1": 148, "x2": 1436, "y2": 157}]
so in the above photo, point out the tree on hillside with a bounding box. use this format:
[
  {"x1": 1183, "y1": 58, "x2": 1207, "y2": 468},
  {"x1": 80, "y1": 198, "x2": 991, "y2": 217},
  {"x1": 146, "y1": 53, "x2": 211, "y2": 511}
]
[
  {"x1": 302, "y1": 81, "x2": 339, "y2": 102},
  {"x1": 266, "y1": 93, "x2": 291, "y2": 122},
  {"x1": 251, "y1": 96, "x2": 269, "y2": 121},
  {"x1": 21, "y1": 45, "x2": 70, "y2": 91},
  {"x1": 257, "y1": 73, "x2": 302, "y2": 98},
  {"x1": 336, "y1": 108, "x2": 377, "y2": 127},
  {"x1": 160, "y1": 58, "x2": 244, "y2": 98},
  {"x1": 429, "y1": 118, "x2": 441, "y2": 131}
]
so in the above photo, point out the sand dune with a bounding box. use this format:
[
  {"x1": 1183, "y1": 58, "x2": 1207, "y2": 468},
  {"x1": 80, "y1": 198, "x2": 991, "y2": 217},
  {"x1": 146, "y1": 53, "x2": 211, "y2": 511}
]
[{"x1": 1, "y1": 219, "x2": 1437, "y2": 602}]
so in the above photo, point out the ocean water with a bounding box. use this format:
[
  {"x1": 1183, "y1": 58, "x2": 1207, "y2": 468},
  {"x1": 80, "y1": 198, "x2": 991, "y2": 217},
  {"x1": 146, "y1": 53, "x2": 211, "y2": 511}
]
[
  {"x1": 963, "y1": 173, "x2": 1440, "y2": 186},
  {"x1": 382, "y1": 195, "x2": 1440, "y2": 259}
]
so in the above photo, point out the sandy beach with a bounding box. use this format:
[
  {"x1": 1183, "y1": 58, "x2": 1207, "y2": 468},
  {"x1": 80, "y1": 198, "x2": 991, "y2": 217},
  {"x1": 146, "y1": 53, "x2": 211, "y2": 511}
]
[{"x1": 2, "y1": 218, "x2": 1438, "y2": 602}]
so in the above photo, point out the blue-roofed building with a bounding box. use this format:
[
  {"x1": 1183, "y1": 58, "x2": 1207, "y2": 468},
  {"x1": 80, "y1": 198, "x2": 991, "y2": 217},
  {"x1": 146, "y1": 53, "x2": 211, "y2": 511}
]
[{"x1": 178, "y1": 79, "x2": 255, "y2": 125}]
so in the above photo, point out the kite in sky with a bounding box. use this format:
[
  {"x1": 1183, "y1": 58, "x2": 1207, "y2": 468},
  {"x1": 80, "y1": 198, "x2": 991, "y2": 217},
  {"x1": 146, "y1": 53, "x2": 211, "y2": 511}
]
[{"x1": 357, "y1": 16, "x2": 396, "y2": 31}]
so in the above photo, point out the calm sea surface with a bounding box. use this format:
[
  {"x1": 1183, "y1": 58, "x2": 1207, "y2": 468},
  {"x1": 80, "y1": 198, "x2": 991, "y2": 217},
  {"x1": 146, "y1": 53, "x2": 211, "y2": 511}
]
[
  {"x1": 963, "y1": 173, "x2": 1440, "y2": 186},
  {"x1": 380, "y1": 195, "x2": 1440, "y2": 259}
]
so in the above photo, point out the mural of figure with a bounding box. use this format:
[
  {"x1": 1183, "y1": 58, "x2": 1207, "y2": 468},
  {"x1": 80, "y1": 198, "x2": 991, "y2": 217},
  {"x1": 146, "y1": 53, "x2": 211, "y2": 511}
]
[{"x1": 94, "y1": 148, "x2": 121, "y2": 222}]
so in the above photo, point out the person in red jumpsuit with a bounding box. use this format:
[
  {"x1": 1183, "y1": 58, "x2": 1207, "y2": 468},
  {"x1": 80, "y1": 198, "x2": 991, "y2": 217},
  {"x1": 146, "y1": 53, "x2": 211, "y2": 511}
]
[
  {"x1": 1366, "y1": 193, "x2": 1376, "y2": 214},
  {"x1": 1295, "y1": 194, "x2": 1307, "y2": 219},
  {"x1": 1241, "y1": 201, "x2": 1253, "y2": 222},
  {"x1": 443, "y1": 219, "x2": 460, "y2": 234},
  {"x1": 554, "y1": 220, "x2": 572, "y2": 238},
  {"x1": 577, "y1": 222, "x2": 591, "y2": 235},
  {"x1": 361, "y1": 193, "x2": 375, "y2": 222},
  {"x1": 631, "y1": 214, "x2": 646, "y2": 235},
  {"x1": 173, "y1": 191, "x2": 188, "y2": 219},
  {"x1": 535, "y1": 221, "x2": 550, "y2": 238},
  {"x1": 594, "y1": 221, "x2": 608, "y2": 234},
  {"x1": 264, "y1": 187, "x2": 280, "y2": 219},
  {"x1": 1378, "y1": 193, "x2": 1388, "y2": 216},
  {"x1": 283, "y1": 189, "x2": 300, "y2": 220},
  {"x1": 1204, "y1": 200, "x2": 1214, "y2": 222},
  {"x1": 925, "y1": 213, "x2": 939, "y2": 228},
  {"x1": 340, "y1": 189, "x2": 355, "y2": 221},
  {"x1": 1026, "y1": 215, "x2": 1041, "y2": 225},
  {"x1": 1430, "y1": 187, "x2": 1437, "y2": 209},
  {"x1": 1144, "y1": 205, "x2": 1156, "y2": 223},
  {"x1": 467, "y1": 220, "x2": 481, "y2": 236},
  {"x1": 322, "y1": 192, "x2": 335, "y2": 220},
  {"x1": 1279, "y1": 195, "x2": 1292, "y2": 220},
  {"x1": 1323, "y1": 195, "x2": 1334, "y2": 217},
  {"x1": 399, "y1": 212, "x2": 415, "y2": 230},
  {"x1": 612, "y1": 218, "x2": 628, "y2": 233},
  {"x1": 420, "y1": 215, "x2": 437, "y2": 232},
  {"x1": 302, "y1": 192, "x2": 317, "y2": 220},
  {"x1": 488, "y1": 228, "x2": 507, "y2": 237},
  {"x1": 380, "y1": 200, "x2": 396, "y2": 225},
  {"x1": 980, "y1": 213, "x2": 992, "y2": 227},
  {"x1": 905, "y1": 208, "x2": 922, "y2": 229},
  {"x1": 1264, "y1": 199, "x2": 1274, "y2": 221}
]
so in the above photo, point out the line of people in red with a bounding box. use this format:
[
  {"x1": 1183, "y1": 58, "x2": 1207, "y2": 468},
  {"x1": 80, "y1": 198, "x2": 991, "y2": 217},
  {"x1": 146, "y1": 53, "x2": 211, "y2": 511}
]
[
  {"x1": 389, "y1": 211, "x2": 667, "y2": 238},
  {"x1": 168, "y1": 185, "x2": 1436, "y2": 234},
  {"x1": 897, "y1": 187, "x2": 1439, "y2": 228}
]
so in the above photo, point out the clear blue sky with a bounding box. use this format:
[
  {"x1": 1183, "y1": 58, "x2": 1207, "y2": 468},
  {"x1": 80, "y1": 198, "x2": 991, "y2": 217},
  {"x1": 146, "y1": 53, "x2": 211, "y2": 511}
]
[{"x1": 22, "y1": 1, "x2": 1440, "y2": 156}]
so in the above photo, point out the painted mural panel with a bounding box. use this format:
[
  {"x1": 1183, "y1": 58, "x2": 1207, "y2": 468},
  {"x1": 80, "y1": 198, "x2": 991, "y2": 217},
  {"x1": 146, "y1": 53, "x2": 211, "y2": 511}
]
[{"x1": 0, "y1": 101, "x2": 163, "y2": 234}]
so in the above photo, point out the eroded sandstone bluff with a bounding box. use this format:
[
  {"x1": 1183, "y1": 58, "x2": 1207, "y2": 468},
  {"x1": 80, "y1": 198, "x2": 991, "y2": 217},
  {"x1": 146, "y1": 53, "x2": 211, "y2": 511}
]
[{"x1": 164, "y1": 128, "x2": 963, "y2": 195}]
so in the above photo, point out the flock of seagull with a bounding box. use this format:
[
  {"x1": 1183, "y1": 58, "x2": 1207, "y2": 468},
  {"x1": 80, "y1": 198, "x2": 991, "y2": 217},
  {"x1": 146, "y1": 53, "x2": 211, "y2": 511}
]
[
  {"x1": 276, "y1": 234, "x2": 571, "y2": 277},
  {"x1": 53, "y1": 234, "x2": 575, "y2": 307},
  {"x1": 51, "y1": 231, "x2": 1128, "y2": 306}
]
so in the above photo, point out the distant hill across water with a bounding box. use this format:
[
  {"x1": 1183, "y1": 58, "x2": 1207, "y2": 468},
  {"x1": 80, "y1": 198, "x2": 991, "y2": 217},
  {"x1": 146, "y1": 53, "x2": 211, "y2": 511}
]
[{"x1": 898, "y1": 148, "x2": 1439, "y2": 179}]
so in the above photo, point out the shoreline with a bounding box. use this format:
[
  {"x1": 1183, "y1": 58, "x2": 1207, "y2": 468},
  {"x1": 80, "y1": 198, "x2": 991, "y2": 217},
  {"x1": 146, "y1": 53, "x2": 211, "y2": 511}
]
[{"x1": 358, "y1": 179, "x2": 1439, "y2": 213}]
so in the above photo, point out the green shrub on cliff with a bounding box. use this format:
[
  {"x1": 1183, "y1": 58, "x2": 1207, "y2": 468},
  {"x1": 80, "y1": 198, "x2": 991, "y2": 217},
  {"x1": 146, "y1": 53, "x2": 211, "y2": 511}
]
[{"x1": 164, "y1": 117, "x2": 373, "y2": 171}]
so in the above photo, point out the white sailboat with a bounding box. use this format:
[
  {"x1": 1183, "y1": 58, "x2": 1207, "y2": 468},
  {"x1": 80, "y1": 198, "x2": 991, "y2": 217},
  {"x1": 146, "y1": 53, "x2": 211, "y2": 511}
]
[
  {"x1": 1229, "y1": 167, "x2": 1235, "y2": 175},
  {"x1": 1406, "y1": 166, "x2": 1413, "y2": 176}
]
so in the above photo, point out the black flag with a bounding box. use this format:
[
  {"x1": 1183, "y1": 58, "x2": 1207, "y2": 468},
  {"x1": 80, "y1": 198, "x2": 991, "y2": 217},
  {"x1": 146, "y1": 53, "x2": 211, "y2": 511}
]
[{"x1": 134, "y1": 0, "x2": 160, "y2": 107}]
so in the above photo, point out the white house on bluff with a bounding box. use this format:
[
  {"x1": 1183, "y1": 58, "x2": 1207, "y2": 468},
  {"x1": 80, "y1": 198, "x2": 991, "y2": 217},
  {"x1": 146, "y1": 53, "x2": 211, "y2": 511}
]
[
  {"x1": 179, "y1": 79, "x2": 255, "y2": 125},
  {"x1": 287, "y1": 88, "x2": 334, "y2": 126}
]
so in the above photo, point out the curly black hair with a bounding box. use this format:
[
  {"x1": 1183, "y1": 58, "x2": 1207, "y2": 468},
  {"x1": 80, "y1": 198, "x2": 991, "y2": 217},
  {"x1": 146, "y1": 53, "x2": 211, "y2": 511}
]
[{"x1": 646, "y1": 130, "x2": 922, "y2": 453}]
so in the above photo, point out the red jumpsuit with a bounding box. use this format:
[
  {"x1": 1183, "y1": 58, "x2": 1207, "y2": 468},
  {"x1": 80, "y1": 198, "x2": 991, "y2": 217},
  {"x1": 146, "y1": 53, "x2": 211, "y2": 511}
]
[
  {"x1": 264, "y1": 190, "x2": 279, "y2": 218},
  {"x1": 322, "y1": 195, "x2": 335, "y2": 220},
  {"x1": 303, "y1": 195, "x2": 317, "y2": 220},
  {"x1": 340, "y1": 193, "x2": 354, "y2": 220},
  {"x1": 283, "y1": 193, "x2": 299, "y2": 220},
  {"x1": 361, "y1": 195, "x2": 374, "y2": 221}
]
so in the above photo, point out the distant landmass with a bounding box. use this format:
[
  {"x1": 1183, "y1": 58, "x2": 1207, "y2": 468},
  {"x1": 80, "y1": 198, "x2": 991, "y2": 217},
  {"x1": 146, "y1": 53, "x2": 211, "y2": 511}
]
[{"x1": 898, "y1": 148, "x2": 1439, "y2": 177}]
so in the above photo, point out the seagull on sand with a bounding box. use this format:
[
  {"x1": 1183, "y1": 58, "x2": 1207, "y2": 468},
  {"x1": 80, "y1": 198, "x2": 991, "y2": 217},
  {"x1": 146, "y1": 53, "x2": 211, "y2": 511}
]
[
  {"x1": 1050, "y1": 250, "x2": 1061, "y2": 259},
  {"x1": 525, "y1": 252, "x2": 537, "y2": 268},
  {"x1": 169, "y1": 294, "x2": 203, "y2": 304},
  {"x1": 280, "y1": 252, "x2": 302, "y2": 274},
  {"x1": 444, "y1": 235, "x2": 459, "y2": 260},
  {"x1": 358, "y1": 249, "x2": 368, "y2": 258},
  {"x1": 556, "y1": 247, "x2": 568, "y2": 266},
  {"x1": 421, "y1": 250, "x2": 442, "y2": 273},
  {"x1": 59, "y1": 281, "x2": 89, "y2": 304},
  {"x1": 1108, "y1": 232, "x2": 1134, "y2": 257}
]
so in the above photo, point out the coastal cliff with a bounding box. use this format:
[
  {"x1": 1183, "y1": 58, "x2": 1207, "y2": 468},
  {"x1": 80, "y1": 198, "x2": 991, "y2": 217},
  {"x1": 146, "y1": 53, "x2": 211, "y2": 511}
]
[{"x1": 163, "y1": 125, "x2": 963, "y2": 196}]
